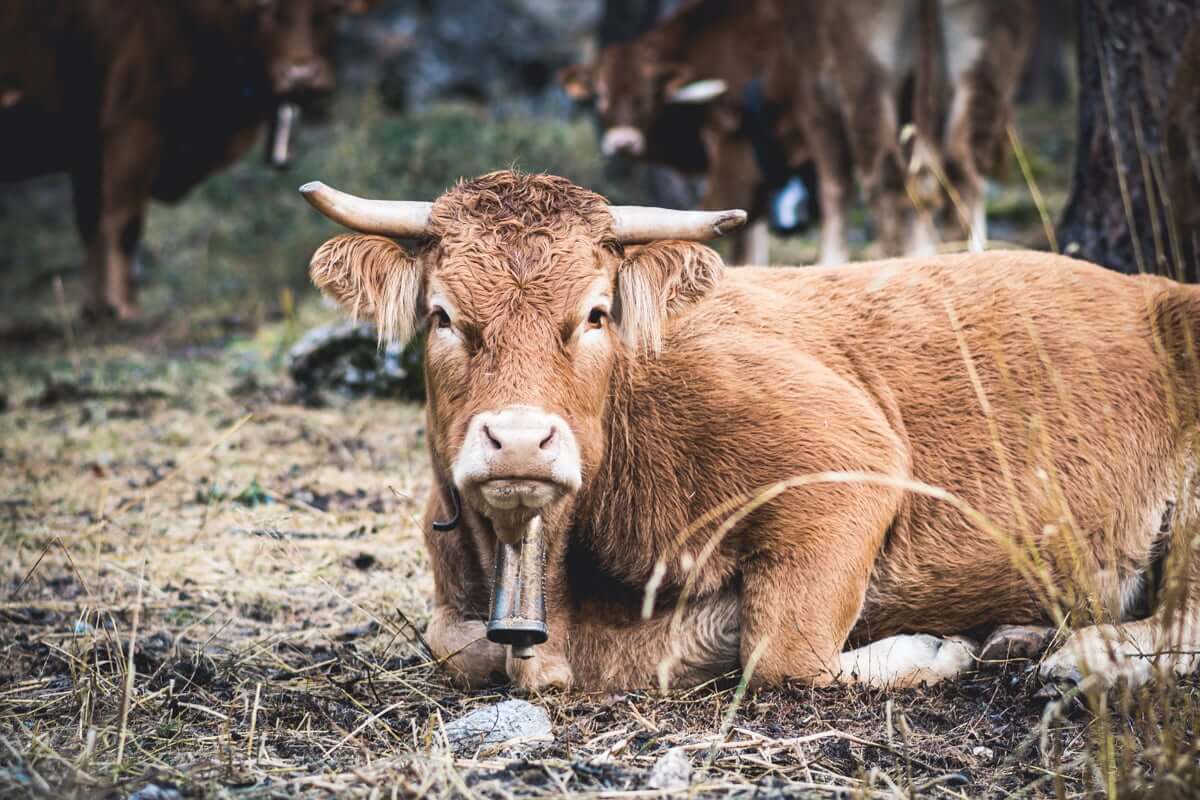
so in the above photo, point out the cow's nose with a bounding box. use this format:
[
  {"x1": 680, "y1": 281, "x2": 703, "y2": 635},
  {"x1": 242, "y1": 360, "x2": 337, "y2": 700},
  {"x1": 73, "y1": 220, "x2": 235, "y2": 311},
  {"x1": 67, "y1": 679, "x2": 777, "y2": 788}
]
[
  {"x1": 276, "y1": 60, "x2": 330, "y2": 93},
  {"x1": 601, "y1": 126, "x2": 646, "y2": 158},
  {"x1": 482, "y1": 422, "x2": 558, "y2": 458},
  {"x1": 452, "y1": 406, "x2": 583, "y2": 518}
]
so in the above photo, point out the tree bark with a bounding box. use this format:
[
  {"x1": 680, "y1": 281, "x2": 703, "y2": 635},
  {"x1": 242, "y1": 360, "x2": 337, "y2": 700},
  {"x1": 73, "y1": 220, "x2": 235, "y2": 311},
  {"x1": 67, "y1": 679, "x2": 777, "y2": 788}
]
[{"x1": 1057, "y1": 0, "x2": 1200, "y2": 278}]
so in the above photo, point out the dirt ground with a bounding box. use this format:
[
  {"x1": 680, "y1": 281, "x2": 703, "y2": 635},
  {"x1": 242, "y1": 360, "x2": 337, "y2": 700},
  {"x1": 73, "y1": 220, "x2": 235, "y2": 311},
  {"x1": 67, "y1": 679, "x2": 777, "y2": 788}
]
[
  {"x1": 2, "y1": 317, "x2": 1197, "y2": 800},
  {"x1": 2, "y1": 102, "x2": 1197, "y2": 798}
]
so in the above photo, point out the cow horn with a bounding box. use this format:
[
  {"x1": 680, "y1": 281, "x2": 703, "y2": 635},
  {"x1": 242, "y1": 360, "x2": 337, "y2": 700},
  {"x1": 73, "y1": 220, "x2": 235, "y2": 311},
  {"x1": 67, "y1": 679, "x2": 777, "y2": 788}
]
[
  {"x1": 608, "y1": 206, "x2": 747, "y2": 243},
  {"x1": 299, "y1": 181, "x2": 432, "y2": 238}
]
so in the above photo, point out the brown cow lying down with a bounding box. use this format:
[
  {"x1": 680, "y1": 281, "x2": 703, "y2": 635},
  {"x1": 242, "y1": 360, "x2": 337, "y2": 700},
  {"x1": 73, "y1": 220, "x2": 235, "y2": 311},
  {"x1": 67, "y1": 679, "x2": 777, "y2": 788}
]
[{"x1": 302, "y1": 170, "x2": 1200, "y2": 692}]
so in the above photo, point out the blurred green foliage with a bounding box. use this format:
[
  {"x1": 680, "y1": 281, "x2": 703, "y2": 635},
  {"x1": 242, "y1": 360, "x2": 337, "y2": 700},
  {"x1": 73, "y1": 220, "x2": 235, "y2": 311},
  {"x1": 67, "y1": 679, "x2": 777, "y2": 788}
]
[{"x1": 1, "y1": 97, "x2": 636, "y2": 323}]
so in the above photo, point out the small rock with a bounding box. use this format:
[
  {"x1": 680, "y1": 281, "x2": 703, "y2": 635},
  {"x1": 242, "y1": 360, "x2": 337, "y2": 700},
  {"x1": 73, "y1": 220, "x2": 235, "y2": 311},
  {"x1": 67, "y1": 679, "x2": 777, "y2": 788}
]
[
  {"x1": 443, "y1": 699, "x2": 551, "y2": 750},
  {"x1": 286, "y1": 321, "x2": 423, "y2": 404},
  {"x1": 647, "y1": 746, "x2": 691, "y2": 791},
  {"x1": 127, "y1": 784, "x2": 182, "y2": 800}
]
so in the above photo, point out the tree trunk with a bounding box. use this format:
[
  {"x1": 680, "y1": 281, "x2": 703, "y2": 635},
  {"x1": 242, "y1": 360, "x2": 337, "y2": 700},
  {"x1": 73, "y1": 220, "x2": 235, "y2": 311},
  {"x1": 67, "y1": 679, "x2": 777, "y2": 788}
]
[
  {"x1": 1017, "y1": 0, "x2": 1073, "y2": 105},
  {"x1": 1057, "y1": 0, "x2": 1200, "y2": 278}
]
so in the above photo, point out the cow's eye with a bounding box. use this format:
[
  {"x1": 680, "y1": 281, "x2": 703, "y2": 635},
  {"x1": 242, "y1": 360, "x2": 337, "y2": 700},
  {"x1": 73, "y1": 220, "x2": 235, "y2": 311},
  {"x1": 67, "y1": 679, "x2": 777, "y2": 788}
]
[
  {"x1": 587, "y1": 307, "x2": 608, "y2": 330},
  {"x1": 431, "y1": 308, "x2": 451, "y2": 330}
]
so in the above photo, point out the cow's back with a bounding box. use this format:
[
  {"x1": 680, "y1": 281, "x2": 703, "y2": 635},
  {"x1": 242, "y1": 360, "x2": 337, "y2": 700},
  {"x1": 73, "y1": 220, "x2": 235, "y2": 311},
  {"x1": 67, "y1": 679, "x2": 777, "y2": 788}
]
[{"x1": 671, "y1": 252, "x2": 1199, "y2": 636}]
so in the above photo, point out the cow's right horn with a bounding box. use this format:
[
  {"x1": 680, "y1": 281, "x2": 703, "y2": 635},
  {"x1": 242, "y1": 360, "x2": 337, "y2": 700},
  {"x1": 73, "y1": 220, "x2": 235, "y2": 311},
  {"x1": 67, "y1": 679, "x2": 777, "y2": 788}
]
[
  {"x1": 300, "y1": 181, "x2": 432, "y2": 238},
  {"x1": 608, "y1": 206, "x2": 747, "y2": 243}
]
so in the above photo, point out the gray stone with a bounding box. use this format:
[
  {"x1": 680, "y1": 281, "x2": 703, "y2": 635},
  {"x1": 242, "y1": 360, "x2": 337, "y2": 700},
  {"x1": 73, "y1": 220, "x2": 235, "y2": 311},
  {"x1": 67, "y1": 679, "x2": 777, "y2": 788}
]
[
  {"x1": 647, "y1": 746, "x2": 691, "y2": 791},
  {"x1": 128, "y1": 785, "x2": 182, "y2": 800},
  {"x1": 286, "y1": 321, "x2": 424, "y2": 404},
  {"x1": 443, "y1": 699, "x2": 552, "y2": 750}
]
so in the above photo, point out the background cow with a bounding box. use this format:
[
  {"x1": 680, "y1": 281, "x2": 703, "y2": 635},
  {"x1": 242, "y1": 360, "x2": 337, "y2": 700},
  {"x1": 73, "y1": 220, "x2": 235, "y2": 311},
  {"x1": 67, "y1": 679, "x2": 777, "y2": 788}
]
[
  {"x1": 0, "y1": 0, "x2": 376, "y2": 320},
  {"x1": 303, "y1": 170, "x2": 1200, "y2": 694},
  {"x1": 560, "y1": 0, "x2": 795, "y2": 265},
  {"x1": 564, "y1": 0, "x2": 1034, "y2": 264}
]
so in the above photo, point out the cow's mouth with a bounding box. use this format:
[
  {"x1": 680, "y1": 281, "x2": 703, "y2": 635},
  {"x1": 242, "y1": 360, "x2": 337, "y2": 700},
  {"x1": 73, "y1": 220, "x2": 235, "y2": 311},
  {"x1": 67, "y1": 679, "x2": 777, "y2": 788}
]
[{"x1": 480, "y1": 479, "x2": 559, "y2": 512}]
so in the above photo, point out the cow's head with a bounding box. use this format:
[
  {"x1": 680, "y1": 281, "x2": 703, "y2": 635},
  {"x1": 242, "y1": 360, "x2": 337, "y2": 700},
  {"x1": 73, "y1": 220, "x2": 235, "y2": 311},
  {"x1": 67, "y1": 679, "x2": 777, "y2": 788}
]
[
  {"x1": 560, "y1": 45, "x2": 727, "y2": 159},
  {"x1": 302, "y1": 172, "x2": 744, "y2": 543},
  {"x1": 237, "y1": 0, "x2": 375, "y2": 98},
  {"x1": 227, "y1": 0, "x2": 378, "y2": 166}
]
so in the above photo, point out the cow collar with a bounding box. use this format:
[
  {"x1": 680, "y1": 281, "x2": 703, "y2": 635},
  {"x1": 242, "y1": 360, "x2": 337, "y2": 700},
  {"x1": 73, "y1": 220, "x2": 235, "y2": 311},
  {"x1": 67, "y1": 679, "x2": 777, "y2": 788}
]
[{"x1": 432, "y1": 484, "x2": 462, "y2": 532}]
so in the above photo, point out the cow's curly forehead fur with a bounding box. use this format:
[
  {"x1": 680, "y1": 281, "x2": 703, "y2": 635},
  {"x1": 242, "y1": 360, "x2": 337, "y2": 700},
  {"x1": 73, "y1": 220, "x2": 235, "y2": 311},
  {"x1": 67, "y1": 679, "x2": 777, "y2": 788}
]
[
  {"x1": 429, "y1": 171, "x2": 614, "y2": 253},
  {"x1": 422, "y1": 172, "x2": 619, "y2": 330}
]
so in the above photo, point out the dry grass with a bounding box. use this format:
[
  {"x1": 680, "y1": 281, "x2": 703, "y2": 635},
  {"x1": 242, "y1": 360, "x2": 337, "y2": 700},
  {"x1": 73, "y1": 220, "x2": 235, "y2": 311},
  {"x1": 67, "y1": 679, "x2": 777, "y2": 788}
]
[
  {"x1": 2, "y1": 99, "x2": 1196, "y2": 799},
  {"x1": 1, "y1": 319, "x2": 1196, "y2": 799}
]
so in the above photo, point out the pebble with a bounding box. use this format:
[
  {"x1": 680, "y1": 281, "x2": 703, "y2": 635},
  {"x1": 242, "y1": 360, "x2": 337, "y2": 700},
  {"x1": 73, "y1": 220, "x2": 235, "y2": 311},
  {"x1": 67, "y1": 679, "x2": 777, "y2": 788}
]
[
  {"x1": 647, "y1": 747, "x2": 692, "y2": 791},
  {"x1": 443, "y1": 699, "x2": 551, "y2": 750},
  {"x1": 127, "y1": 785, "x2": 182, "y2": 800}
]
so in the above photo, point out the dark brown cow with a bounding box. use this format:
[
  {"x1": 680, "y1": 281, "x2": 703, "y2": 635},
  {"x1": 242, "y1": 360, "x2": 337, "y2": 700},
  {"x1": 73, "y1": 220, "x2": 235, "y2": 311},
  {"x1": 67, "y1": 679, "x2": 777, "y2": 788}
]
[
  {"x1": 0, "y1": 0, "x2": 376, "y2": 319},
  {"x1": 302, "y1": 171, "x2": 1200, "y2": 693},
  {"x1": 560, "y1": 0, "x2": 799, "y2": 265}
]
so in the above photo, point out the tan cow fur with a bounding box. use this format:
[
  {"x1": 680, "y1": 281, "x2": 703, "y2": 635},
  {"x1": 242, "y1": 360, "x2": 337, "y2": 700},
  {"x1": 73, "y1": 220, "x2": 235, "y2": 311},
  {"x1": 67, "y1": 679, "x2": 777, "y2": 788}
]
[{"x1": 309, "y1": 171, "x2": 1200, "y2": 692}]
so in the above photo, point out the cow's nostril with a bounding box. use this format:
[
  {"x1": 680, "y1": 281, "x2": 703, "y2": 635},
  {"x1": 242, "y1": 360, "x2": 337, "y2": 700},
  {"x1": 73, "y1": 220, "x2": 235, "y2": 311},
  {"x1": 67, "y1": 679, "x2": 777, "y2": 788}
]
[
  {"x1": 483, "y1": 425, "x2": 503, "y2": 451},
  {"x1": 539, "y1": 428, "x2": 556, "y2": 450}
]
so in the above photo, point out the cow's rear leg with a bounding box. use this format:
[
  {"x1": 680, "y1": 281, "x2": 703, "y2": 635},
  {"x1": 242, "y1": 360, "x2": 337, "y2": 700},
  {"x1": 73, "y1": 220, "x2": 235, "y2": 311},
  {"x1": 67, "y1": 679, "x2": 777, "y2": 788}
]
[
  {"x1": 1039, "y1": 610, "x2": 1200, "y2": 691},
  {"x1": 77, "y1": 127, "x2": 154, "y2": 320},
  {"x1": 730, "y1": 220, "x2": 769, "y2": 266},
  {"x1": 838, "y1": 634, "x2": 978, "y2": 688},
  {"x1": 1040, "y1": 549, "x2": 1200, "y2": 690},
  {"x1": 942, "y1": 84, "x2": 988, "y2": 253}
]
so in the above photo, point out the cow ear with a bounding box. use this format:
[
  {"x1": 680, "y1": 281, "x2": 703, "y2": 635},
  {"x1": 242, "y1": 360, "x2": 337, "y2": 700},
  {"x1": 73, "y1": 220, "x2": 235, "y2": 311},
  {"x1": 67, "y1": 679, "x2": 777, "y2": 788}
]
[
  {"x1": 309, "y1": 234, "x2": 422, "y2": 345},
  {"x1": 559, "y1": 65, "x2": 594, "y2": 102},
  {"x1": 614, "y1": 241, "x2": 725, "y2": 354}
]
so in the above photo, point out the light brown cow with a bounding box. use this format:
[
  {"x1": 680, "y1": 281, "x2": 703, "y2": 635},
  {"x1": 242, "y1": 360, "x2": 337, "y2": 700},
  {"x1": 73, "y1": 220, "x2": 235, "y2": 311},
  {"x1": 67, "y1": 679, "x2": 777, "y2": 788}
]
[
  {"x1": 787, "y1": 0, "x2": 1035, "y2": 257},
  {"x1": 303, "y1": 170, "x2": 1200, "y2": 693}
]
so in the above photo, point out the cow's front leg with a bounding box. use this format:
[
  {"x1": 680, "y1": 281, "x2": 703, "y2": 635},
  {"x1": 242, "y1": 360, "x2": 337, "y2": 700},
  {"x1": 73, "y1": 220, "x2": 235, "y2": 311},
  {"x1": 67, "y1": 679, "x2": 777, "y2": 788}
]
[
  {"x1": 426, "y1": 606, "x2": 508, "y2": 689},
  {"x1": 838, "y1": 634, "x2": 978, "y2": 687},
  {"x1": 504, "y1": 620, "x2": 574, "y2": 691},
  {"x1": 75, "y1": 125, "x2": 155, "y2": 320},
  {"x1": 739, "y1": 478, "x2": 906, "y2": 686}
]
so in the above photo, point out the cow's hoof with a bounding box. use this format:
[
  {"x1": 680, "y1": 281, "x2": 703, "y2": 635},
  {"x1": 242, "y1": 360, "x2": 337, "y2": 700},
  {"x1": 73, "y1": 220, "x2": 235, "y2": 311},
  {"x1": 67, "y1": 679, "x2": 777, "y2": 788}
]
[
  {"x1": 507, "y1": 650, "x2": 573, "y2": 692},
  {"x1": 1037, "y1": 625, "x2": 1155, "y2": 693},
  {"x1": 979, "y1": 625, "x2": 1053, "y2": 668}
]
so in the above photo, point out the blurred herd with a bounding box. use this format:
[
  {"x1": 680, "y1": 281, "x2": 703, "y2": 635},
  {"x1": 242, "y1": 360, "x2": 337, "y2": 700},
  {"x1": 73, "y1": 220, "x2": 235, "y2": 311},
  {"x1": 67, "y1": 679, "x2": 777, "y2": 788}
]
[{"x1": 0, "y1": 0, "x2": 1120, "y2": 322}]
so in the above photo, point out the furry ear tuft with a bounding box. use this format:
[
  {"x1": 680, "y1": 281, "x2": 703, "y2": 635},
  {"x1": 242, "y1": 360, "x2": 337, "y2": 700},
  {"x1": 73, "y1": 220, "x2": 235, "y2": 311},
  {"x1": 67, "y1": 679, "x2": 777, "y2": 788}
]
[
  {"x1": 615, "y1": 241, "x2": 724, "y2": 354},
  {"x1": 309, "y1": 234, "x2": 421, "y2": 345}
]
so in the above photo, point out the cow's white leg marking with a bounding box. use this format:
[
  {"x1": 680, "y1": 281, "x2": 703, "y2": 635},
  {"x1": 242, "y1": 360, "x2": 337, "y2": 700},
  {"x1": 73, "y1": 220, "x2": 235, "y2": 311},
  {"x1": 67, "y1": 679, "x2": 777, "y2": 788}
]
[
  {"x1": 968, "y1": 194, "x2": 987, "y2": 252},
  {"x1": 904, "y1": 210, "x2": 939, "y2": 258},
  {"x1": 837, "y1": 634, "x2": 977, "y2": 687},
  {"x1": 818, "y1": 203, "x2": 849, "y2": 265},
  {"x1": 1040, "y1": 614, "x2": 1200, "y2": 691}
]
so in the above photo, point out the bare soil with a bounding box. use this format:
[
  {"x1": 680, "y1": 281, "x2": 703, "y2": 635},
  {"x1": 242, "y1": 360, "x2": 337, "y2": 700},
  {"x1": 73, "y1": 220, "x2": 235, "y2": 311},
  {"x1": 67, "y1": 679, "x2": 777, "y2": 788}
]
[{"x1": 3, "y1": 322, "x2": 1195, "y2": 799}]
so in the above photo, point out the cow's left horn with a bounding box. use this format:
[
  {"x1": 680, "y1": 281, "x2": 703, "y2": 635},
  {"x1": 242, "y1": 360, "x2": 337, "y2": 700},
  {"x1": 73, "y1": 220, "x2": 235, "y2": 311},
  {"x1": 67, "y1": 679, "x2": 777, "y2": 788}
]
[
  {"x1": 609, "y1": 206, "x2": 747, "y2": 243},
  {"x1": 300, "y1": 181, "x2": 432, "y2": 238}
]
